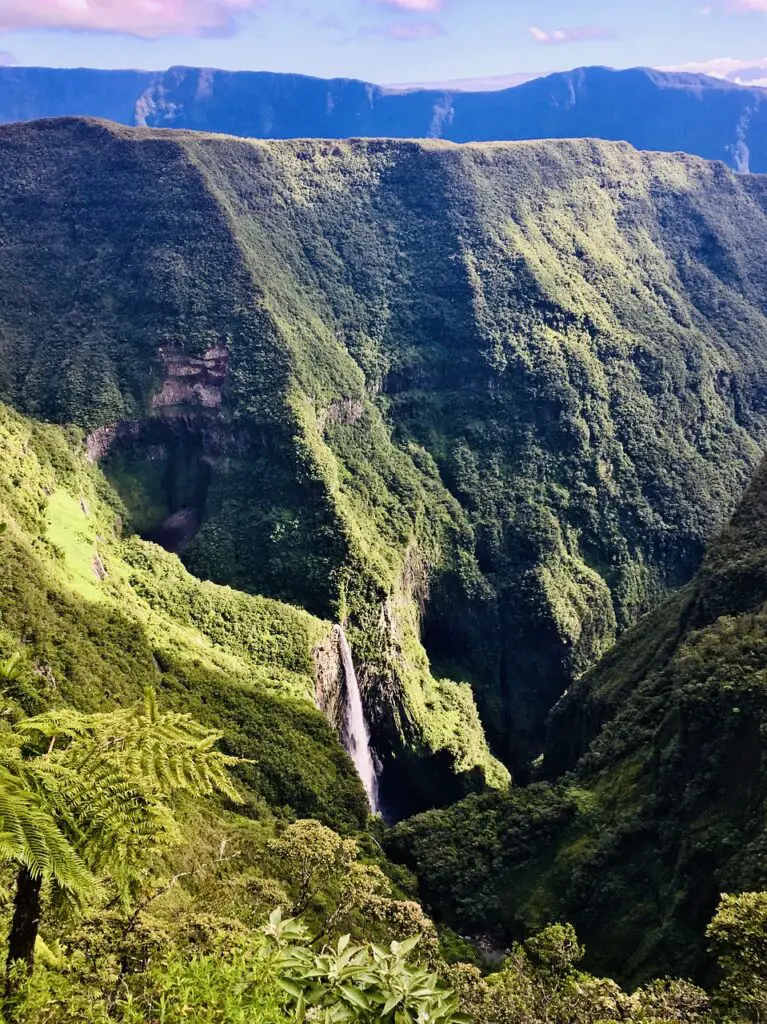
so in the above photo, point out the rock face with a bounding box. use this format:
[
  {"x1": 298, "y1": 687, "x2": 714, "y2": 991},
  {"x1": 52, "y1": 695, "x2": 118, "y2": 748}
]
[
  {"x1": 143, "y1": 506, "x2": 203, "y2": 553},
  {"x1": 85, "y1": 347, "x2": 230, "y2": 552},
  {"x1": 313, "y1": 630, "x2": 346, "y2": 739},
  {"x1": 86, "y1": 422, "x2": 142, "y2": 464},
  {"x1": 153, "y1": 346, "x2": 229, "y2": 412}
]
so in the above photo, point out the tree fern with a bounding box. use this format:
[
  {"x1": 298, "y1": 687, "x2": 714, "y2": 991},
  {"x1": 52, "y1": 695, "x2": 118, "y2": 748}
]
[
  {"x1": 0, "y1": 767, "x2": 93, "y2": 898},
  {"x1": 0, "y1": 687, "x2": 241, "y2": 981},
  {"x1": 18, "y1": 688, "x2": 242, "y2": 803}
]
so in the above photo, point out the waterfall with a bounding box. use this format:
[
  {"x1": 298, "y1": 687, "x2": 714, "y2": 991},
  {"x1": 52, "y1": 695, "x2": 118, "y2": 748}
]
[{"x1": 334, "y1": 625, "x2": 380, "y2": 814}]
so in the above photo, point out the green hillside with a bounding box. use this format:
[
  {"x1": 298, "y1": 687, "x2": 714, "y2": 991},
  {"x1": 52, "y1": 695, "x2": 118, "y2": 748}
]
[
  {"x1": 2, "y1": 119, "x2": 767, "y2": 806},
  {"x1": 1, "y1": 117, "x2": 767, "y2": 1015},
  {"x1": 389, "y1": 453, "x2": 767, "y2": 983},
  {"x1": 0, "y1": 400, "x2": 370, "y2": 829}
]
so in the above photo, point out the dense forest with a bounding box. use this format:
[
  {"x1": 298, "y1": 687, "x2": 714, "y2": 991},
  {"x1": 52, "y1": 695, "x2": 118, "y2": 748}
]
[{"x1": 0, "y1": 117, "x2": 765, "y2": 1019}]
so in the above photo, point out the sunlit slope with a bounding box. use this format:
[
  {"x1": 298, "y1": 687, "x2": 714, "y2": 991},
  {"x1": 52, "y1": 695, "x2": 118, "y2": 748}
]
[
  {"x1": 1, "y1": 119, "x2": 767, "y2": 795},
  {"x1": 0, "y1": 402, "x2": 369, "y2": 828}
]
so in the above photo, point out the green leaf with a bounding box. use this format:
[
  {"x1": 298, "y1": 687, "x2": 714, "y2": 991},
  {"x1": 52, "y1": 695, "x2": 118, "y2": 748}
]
[
  {"x1": 278, "y1": 979, "x2": 304, "y2": 1000},
  {"x1": 383, "y1": 994, "x2": 402, "y2": 1014},
  {"x1": 296, "y1": 992, "x2": 306, "y2": 1024},
  {"x1": 339, "y1": 985, "x2": 369, "y2": 1010},
  {"x1": 398, "y1": 935, "x2": 421, "y2": 956}
]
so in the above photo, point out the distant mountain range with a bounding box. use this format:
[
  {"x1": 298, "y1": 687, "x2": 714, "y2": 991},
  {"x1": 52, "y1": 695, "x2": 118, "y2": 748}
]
[{"x1": 0, "y1": 63, "x2": 765, "y2": 171}]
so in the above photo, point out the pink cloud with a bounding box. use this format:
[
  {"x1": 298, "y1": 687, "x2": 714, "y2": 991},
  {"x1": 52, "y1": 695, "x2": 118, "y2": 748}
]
[
  {"x1": 372, "y1": 0, "x2": 443, "y2": 10},
  {"x1": 726, "y1": 0, "x2": 767, "y2": 8},
  {"x1": 528, "y1": 24, "x2": 613, "y2": 44},
  {"x1": 0, "y1": 0, "x2": 267, "y2": 39}
]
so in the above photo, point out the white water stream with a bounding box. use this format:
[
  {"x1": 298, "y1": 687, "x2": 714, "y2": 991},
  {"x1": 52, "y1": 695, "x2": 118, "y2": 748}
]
[{"x1": 335, "y1": 625, "x2": 380, "y2": 814}]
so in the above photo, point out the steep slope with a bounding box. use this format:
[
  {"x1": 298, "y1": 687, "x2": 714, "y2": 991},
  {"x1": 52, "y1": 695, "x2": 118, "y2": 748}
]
[
  {"x1": 389, "y1": 453, "x2": 767, "y2": 983},
  {"x1": 2, "y1": 119, "x2": 767, "y2": 798},
  {"x1": 0, "y1": 400, "x2": 368, "y2": 829},
  {"x1": 0, "y1": 65, "x2": 766, "y2": 170}
]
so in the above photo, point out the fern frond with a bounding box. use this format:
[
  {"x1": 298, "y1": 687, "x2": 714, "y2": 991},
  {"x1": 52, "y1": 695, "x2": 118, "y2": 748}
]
[{"x1": 0, "y1": 767, "x2": 95, "y2": 900}]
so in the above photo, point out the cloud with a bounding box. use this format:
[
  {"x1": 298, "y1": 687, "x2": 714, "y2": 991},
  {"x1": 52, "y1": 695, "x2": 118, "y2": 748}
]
[
  {"x1": 371, "y1": 0, "x2": 443, "y2": 9},
  {"x1": 528, "y1": 24, "x2": 612, "y2": 44},
  {"x1": 0, "y1": 49, "x2": 15, "y2": 64},
  {"x1": 726, "y1": 0, "x2": 767, "y2": 9},
  {"x1": 663, "y1": 55, "x2": 767, "y2": 86},
  {"x1": 0, "y1": 0, "x2": 267, "y2": 39}
]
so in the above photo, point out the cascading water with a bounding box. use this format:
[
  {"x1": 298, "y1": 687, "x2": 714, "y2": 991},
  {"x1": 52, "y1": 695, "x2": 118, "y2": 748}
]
[{"x1": 334, "y1": 625, "x2": 380, "y2": 814}]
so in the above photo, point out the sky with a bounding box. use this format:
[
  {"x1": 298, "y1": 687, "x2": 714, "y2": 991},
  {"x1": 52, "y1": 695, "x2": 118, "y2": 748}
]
[{"x1": 0, "y1": 0, "x2": 765, "y2": 88}]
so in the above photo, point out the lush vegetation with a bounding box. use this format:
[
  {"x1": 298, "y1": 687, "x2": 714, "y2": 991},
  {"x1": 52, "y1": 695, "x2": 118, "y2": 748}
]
[
  {"x1": 2, "y1": 120, "x2": 767, "y2": 802},
  {"x1": 389, "y1": 454, "x2": 767, "y2": 985},
  {"x1": 2, "y1": 119, "x2": 767, "y2": 1015},
  {"x1": 0, "y1": 401, "x2": 367, "y2": 829}
]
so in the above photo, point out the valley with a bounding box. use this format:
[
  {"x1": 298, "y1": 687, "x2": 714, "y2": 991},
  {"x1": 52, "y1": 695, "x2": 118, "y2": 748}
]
[{"x1": 0, "y1": 114, "x2": 766, "y2": 1019}]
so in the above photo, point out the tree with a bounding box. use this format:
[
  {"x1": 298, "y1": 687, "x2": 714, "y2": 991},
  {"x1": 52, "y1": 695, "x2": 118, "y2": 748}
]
[
  {"x1": 267, "y1": 820, "x2": 357, "y2": 917},
  {"x1": 629, "y1": 978, "x2": 709, "y2": 1023},
  {"x1": 0, "y1": 688, "x2": 241, "y2": 983},
  {"x1": 707, "y1": 892, "x2": 767, "y2": 1023}
]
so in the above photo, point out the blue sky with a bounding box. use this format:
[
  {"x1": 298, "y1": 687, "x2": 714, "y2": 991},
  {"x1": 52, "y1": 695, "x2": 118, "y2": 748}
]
[{"x1": 0, "y1": 0, "x2": 766, "y2": 86}]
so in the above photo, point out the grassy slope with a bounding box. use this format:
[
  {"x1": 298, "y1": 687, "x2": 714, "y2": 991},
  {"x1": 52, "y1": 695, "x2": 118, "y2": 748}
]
[
  {"x1": 1, "y1": 119, "x2": 767, "y2": 802},
  {"x1": 389, "y1": 454, "x2": 767, "y2": 983},
  {"x1": 0, "y1": 400, "x2": 369, "y2": 829}
]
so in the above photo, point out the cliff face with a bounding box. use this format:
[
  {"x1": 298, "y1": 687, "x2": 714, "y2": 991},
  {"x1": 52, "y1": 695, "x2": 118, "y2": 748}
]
[
  {"x1": 1, "y1": 118, "x2": 767, "y2": 805},
  {"x1": 1, "y1": 66, "x2": 767, "y2": 171}
]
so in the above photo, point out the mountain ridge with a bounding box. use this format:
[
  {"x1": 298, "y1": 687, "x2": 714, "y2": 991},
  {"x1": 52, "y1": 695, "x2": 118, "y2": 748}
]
[
  {"x1": 390, "y1": 450, "x2": 767, "y2": 982},
  {"x1": 0, "y1": 64, "x2": 766, "y2": 170},
  {"x1": 1, "y1": 114, "x2": 767, "y2": 995}
]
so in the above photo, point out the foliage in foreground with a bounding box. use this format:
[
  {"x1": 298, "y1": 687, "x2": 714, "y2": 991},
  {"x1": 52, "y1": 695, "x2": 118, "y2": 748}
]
[
  {"x1": 6, "y1": 893, "x2": 767, "y2": 1024},
  {"x1": 0, "y1": 685, "x2": 241, "y2": 984},
  {"x1": 0, "y1": 816, "x2": 761, "y2": 1023}
]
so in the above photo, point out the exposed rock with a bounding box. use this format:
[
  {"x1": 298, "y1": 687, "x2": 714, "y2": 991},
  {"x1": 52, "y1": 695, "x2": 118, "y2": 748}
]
[
  {"x1": 33, "y1": 663, "x2": 57, "y2": 690},
  {"x1": 312, "y1": 629, "x2": 346, "y2": 737},
  {"x1": 86, "y1": 421, "x2": 141, "y2": 463},
  {"x1": 321, "y1": 396, "x2": 364, "y2": 432},
  {"x1": 153, "y1": 346, "x2": 229, "y2": 412},
  {"x1": 143, "y1": 506, "x2": 203, "y2": 554},
  {"x1": 402, "y1": 543, "x2": 430, "y2": 617}
]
